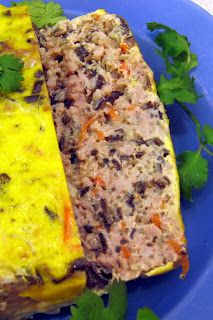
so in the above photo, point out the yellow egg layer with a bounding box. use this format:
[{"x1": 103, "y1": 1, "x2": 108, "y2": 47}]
[{"x1": 0, "y1": 5, "x2": 85, "y2": 302}]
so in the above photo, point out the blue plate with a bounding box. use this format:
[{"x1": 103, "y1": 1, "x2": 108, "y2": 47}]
[{"x1": 2, "y1": 0, "x2": 213, "y2": 319}]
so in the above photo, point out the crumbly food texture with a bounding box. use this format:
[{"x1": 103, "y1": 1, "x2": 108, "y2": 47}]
[{"x1": 39, "y1": 10, "x2": 187, "y2": 288}]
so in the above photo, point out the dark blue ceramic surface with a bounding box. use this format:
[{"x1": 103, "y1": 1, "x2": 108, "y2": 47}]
[{"x1": 2, "y1": 0, "x2": 213, "y2": 319}]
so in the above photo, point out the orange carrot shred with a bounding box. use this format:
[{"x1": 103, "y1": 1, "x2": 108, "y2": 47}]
[
  {"x1": 96, "y1": 130, "x2": 105, "y2": 140},
  {"x1": 64, "y1": 205, "x2": 72, "y2": 243},
  {"x1": 108, "y1": 106, "x2": 119, "y2": 121},
  {"x1": 121, "y1": 245, "x2": 131, "y2": 259},
  {"x1": 168, "y1": 239, "x2": 182, "y2": 255},
  {"x1": 93, "y1": 176, "x2": 106, "y2": 188},
  {"x1": 180, "y1": 254, "x2": 190, "y2": 278},
  {"x1": 120, "y1": 61, "x2": 130, "y2": 74},
  {"x1": 168, "y1": 239, "x2": 189, "y2": 277},
  {"x1": 79, "y1": 116, "x2": 96, "y2": 144},
  {"x1": 151, "y1": 213, "x2": 162, "y2": 229},
  {"x1": 120, "y1": 42, "x2": 129, "y2": 53},
  {"x1": 121, "y1": 220, "x2": 126, "y2": 231},
  {"x1": 127, "y1": 105, "x2": 136, "y2": 111},
  {"x1": 160, "y1": 200, "x2": 166, "y2": 209}
]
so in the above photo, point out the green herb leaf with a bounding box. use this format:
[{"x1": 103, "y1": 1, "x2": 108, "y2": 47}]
[
  {"x1": 11, "y1": 0, "x2": 66, "y2": 28},
  {"x1": 70, "y1": 281, "x2": 127, "y2": 320},
  {"x1": 103, "y1": 281, "x2": 127, "y2": 320},
  {"x1": 137, "y1": 307, "x2": 159, "y2": 320},
  {"x1": 203, "y1": 124, "x2": 213, "y2": 146},
  {"x1": 177, "y1": 151, "x2": 208, "y2": 201},
  {"x1": 0, "y1": 54, "x2": 24, "y2": 93},
  {"x1": 147, "y1": 22, "x2": 194, "y2": 72},
  {"x1": 71, "y1": 288, "x2": 104, "y2": 320},
  {"x1": 157, "y1": 74, "x2": 198, "y2": 105}
]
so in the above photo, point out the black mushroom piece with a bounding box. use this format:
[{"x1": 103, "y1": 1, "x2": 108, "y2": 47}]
[
  {"x1": 75, "y1": 45, "x2": 89, "y2": 62},
  {"x1": 80, "y1": 186, "x2": 90, "y2": 197},
  {"x1": 0, "y1": 173, "x2": 11, "y2": 184},
  {"x1": 111, "y1": 159, "x2": 122, "y2": 171},
  {"x1": 98, "y1": 233, "x2": 107, "y2": 254},
  {"x1": 95, "y1": 91, "x2": 123, "y2": 110},
  {"x1": 64, "y1": 98, "x2": 73, "y2": 109},
  {"x1": 70, "y1": 149, "x2": 79, "y2": 165},
  {"x1": 61, "y1": 114, "x2": 71, "y2": 125},
  {"x1": 83, "y1": 224, "x2": 94, "y2": 233},
  {"x1": 154, "y1": 176, "x2": 171, "y2": 189},
  {"x1": 163, "y1": 148, "x2": 170, "y2": 157},
  {"x1": 3, "y1": 9, "x2": 11, "y2": 16},
  {"x1": 32, "y1": 80, "x2": 43, "y2": 94},
  {"x1": 54, "y1": 55, "x2": 64, "y2": 63},
  {"x1": 126, "y1": 193, "x2": 135, "y2": 209},
  {"x1": 61, "y1": 259, "x2": 112, "y2": 289},
  {"x1": 118, "y1": 15, "x2": 130, "y2": 34},
  {"x1": 153, "y1": 137, "x2": 164, "y2": 146},
  {"x1": 24, "y1": 95, "x2": 41, "y2": 103},
  {"x1": 44, "y1": 206, "x2": 58, "y2": 220},
  {"x1": 141, "y1": 101, "x2": 159, "y2": 110},
  {"x1": 59, "y1": 136, "x2": 65, "y2": 151},
  {"x1": 134, "y1": 181, "x2": 146, "y2": 195},
  {"x1": 85, "y1": 68, "x2": 97, "y2": 79},
  {"x1": 105, "y1": 128, "x2": 124, "y2": 142},
  {"x1": 34, "y1": 70, "x2": 44, "y2": 78},
  {"x1": 98, "y1": 198, "x2": 113, "y2": 230},
  {"x1": 95, "y1": 74, "x2": 106, "y2": 90},
  {"x1": 135, "y1": 151, "x2": 145, "y2": 159},
  {"x1": 86, "y1": 262, "x2": 112, "y2": 289}
]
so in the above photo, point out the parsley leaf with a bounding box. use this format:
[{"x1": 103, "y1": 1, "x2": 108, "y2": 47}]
[
  {"x1": 137, "y1": 307, "x2": 159, "y2": 320},
  {"x1": 203, "y1": 125, "x2": 213, "y2": 146},
  {"x1": 147, "y1": 21, "x2": 199, "y2": 107},
  {"x1": 177, "y1": 151, "x2": 208, "y2": 201},
  {"x1": 71, "y1": 288, "x2": 104, "y2": 320},
  {"x1": 0, "y1": 54, "x2": 24, "y2": 93},
  {"x1": 147, "y1": 22, "x2": 197, "y2": 75},
  {"x1": 11, "y1": 0, "x2": 66, "y2": 28},
  {"x1": 157, "y1": 74, "x2": 198, "y2": 105},
  {"x1": 70, "y1": 281, "x2": 127, "y2": 320}
]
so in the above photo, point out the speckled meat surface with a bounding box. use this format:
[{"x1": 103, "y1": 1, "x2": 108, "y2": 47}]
[{"x1": 38, "y1": 10, "x2": 187, "y2": 289}]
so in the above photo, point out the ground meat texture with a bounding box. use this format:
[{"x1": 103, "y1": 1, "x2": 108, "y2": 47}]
[{"x1": 38, "y1": 10, "x2": 187, "y2": 286}]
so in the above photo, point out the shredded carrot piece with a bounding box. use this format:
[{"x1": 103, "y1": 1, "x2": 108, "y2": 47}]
[
  {"x1": 64, "y1": 205, "x2": 72, "y2": 243},
  {"x1": 108, "y1": 106, "x2": 119, "y2": 121},
  {"x1": 79, "y1": 116, "x2": 96, "y2": 144},
  {"x1": 160, "y1": 200, "x2": 166, "y2": 209},
  {"x1": 96, "y1": 224, "x2": 103, "y2": 230},
  {"x1": 168, "y1": 239, "x2": 189, "y2": 277},
  {"x1": 168, "y1": 239, "x2": 182, "y2": 255},
  {"x1": 181, "y1": 234, "x2": 187, "y2": 243},
  {"x1": 93, "y1": 176, "x2": 106, "y2": 188},
  {"x1": 126, "y1": 105, "x2": 136, "y2": 111},
  {"x1": 121, "y1": 245, "x2": 131, "y2": 259},
  {"x1": 121, "y1": 220, "x2": 126, "y2": 232},
  {"x1": 96, "y1": 130, "x2": 105, "y2": 140},
  {"x1": 120, "y1": 42, "x2": 129, "y2": 53},
  {"x1": 120, "y1": 61, "x2": 130, "y2": 74},
  {"x1": 92, "y1": 13, "x2": 101, "y2": 20},
  {"x1": 151, "y1": 213, "x2": 162, "y2": 229},
  {"x1": 180, "y1": 254, "x2": 190, "y2": 278},
  {"x1": 91, "y1": 187, "x2": 99, "y2": 196}
]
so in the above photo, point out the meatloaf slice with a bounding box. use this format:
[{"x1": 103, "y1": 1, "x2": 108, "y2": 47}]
[{"x1": 38, "y1": 9, "x2": 188, "y2": 289}]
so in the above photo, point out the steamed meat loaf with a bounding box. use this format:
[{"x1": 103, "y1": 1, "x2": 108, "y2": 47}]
[
  {"x1": 38, "y1": 9, "x2": 189, "y2": 289},
  {"x1": 0, "y1": 6, "x2": 85, "y2": 320}
]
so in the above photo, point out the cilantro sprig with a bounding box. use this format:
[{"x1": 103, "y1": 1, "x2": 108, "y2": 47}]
[
  {"x1": 147, "y1": 22, "x2": 213, "y2": 201},
  {"x1": 0, "y1": 54, "x2": 24, "y2": 93},
  {"x1": 11, "y1": 0, "x2": 66, "y2": 28},
  {"x1": 70, "y1": 281, "x2": 159, "y2": 320}
]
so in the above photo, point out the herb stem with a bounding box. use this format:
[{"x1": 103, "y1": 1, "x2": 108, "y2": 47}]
[
  {"x1": 201, "y1": 144, "x2": 213, "y2": 156},
  {"x1": 177, "y1": 101, "x2": 202, "y2": 143}
]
